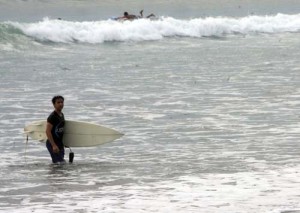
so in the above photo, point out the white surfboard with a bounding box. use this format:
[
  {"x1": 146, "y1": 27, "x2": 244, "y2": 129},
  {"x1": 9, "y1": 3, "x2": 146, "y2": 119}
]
[{"x1": 24, "y1": 120, "x2": 124, "y2": 147}]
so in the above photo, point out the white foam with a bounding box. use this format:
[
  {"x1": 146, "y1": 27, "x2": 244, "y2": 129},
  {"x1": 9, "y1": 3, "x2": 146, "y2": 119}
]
[
  {"x1": 9, "y1": 13, "x2": 300, "y2": 43},
  {"x1": 133, "y1": 112, "x2": 166, "y2": 120},
  {"x1": 5, "y1": 166, "x2": 300, "y2": 213},
  {"x1": 0, "y1": 43, "x2": 17, "y2": 51}
]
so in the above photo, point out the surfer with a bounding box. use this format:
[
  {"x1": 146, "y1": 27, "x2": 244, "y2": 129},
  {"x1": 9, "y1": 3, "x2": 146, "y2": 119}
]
[
  {"x1": 45, "y1": 95, "x2": 65, "y2": 164},
  {"x1": 116, "y1": 10, "x2": 155, "y2": 20},
  {"x1": 117, "y1": 12, "x2": 138, "y2": 20}
]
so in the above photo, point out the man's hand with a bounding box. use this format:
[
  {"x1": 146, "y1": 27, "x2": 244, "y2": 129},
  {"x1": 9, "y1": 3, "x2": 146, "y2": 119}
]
[{"x1": 52, "y1": 144, "x2": 59, "y2": 153}]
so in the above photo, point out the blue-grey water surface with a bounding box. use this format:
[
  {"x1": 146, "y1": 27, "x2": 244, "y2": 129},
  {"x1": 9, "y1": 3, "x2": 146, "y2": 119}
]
[{"x1": 1, "y1": 0, "x2": 300, "y2": 212}]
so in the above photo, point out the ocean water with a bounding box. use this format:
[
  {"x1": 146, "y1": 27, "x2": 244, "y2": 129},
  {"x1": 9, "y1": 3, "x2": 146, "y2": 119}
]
[{"x1": 1, "y1": 0, "x2": 300, "y2": 212}]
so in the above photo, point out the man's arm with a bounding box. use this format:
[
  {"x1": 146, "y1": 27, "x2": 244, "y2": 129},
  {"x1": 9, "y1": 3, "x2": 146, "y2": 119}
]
[{"x1": 46, "y1": 122, "x2": 59, "y2": 153}]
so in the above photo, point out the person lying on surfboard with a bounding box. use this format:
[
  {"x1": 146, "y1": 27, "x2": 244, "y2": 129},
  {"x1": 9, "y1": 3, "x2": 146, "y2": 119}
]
[
  {"x1": 45, "y1": 95, "x2": 66, "y2": 164},
  {"x1": 116, "y1": 11, "x2": 137, "y2": 20},
  {"x1": 116, "y1": 10, "x2": 155, "y2": 20}
]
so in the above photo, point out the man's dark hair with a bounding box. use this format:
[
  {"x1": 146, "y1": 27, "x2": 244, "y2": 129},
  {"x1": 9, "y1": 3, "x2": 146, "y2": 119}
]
[
  {"x1": 124, "y1": 12, "x2": 128, "y2": 16},
  {"x1": 52, "y1": 95, "x2": 64, "y2": 104}
]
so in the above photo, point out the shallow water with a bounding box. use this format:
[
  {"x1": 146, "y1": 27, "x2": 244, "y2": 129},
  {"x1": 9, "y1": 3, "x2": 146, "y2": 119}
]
[{"x1": 1, "y1": 0, "x2": 300, "y2": 212}]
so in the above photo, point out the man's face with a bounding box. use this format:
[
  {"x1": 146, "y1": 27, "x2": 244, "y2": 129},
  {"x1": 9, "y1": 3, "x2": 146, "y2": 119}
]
[{"x1": 54, "y1": 98, "x2": 64, "y2": 111}]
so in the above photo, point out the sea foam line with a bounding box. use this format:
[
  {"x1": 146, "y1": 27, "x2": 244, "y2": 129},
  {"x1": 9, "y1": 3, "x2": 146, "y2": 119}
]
[{"x1": 7, "y1": 13, "x2": 300, "y2": 43}]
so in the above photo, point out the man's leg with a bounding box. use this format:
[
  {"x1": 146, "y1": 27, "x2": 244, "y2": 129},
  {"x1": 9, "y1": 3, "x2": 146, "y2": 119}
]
[
  {"x1": 56, "y1": 148, "x2": 65, "y2": 163},
  {"x1": 146, "y1": 14, "x2": 155, "y2": 18},
  {"x1": 46, "y1": 141, "x2": 58, "y2": 163}
]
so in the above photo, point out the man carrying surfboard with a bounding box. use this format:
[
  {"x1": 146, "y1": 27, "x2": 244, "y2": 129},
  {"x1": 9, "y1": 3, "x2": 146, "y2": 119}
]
[{"x1": 45, "y1": 95, "x2": 65, "y2": 164}]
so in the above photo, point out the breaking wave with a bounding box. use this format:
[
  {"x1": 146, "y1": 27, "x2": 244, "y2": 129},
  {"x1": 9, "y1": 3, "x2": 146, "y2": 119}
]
[{"x1": 2, "y1": 13, "x2": 300, "y2": 44}]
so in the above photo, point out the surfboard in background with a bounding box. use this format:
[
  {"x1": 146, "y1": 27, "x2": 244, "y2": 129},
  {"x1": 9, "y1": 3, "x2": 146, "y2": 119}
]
[{"x1": 24, "y1": 120, "x2": 124, "y2": 147}]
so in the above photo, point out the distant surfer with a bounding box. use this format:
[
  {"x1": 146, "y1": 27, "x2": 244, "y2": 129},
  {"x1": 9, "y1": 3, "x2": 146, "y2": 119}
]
[
  {"x1": 116, "y1": 10, "x2": 155, "y2": 20},
  {"x1": 46, "y1": 95, "x2": 65, "y2": 164},
  {"x1": 117, "y1": 12, "x2": 137, "y2": 20}
]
